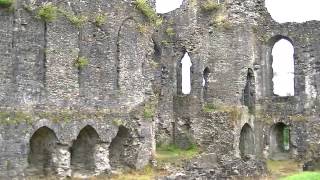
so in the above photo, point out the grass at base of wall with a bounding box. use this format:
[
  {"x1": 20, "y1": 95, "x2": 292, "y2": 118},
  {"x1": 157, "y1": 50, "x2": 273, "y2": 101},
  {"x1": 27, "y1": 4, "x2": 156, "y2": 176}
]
[
  {"x1": 267, "y1": 160, "x2": 301, "y2": 179},
  {"x1": 110, "y1": 165, "x2": 158, "y2": 180},
  {"x1": 156, "y1": 144, "x2": 199, "y2": 167},
  {"x1": 110, "y1": 145, "x2": 199, "y2": 179},
  {"x1": 280, "y1": 172, "x2": 320, "y2": 180}
]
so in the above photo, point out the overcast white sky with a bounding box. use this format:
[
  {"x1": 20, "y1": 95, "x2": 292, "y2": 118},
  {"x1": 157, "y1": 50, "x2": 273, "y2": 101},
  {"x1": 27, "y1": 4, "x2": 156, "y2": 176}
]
[
  {"x1": 156, "y1": 0, "x2": 320, "y2": 95},
  {"x1": 156, "y1": 0, "x2": 320, "y2": 22}
]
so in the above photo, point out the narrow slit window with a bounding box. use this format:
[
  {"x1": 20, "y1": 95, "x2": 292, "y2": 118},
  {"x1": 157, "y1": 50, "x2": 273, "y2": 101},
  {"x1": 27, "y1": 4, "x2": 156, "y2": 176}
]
[{"x1": 181, "y1": 53, "x2": 192, "y2": 94}]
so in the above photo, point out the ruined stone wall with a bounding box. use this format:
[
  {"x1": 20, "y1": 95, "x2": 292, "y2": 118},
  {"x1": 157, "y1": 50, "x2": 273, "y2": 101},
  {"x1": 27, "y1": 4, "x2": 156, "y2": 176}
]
[
  {"x1": 0, "y1": 0, "x2": 156, "y2": 178},
  {"x1": 1, "y1": 0, "x2": 320, "y2": 179}
]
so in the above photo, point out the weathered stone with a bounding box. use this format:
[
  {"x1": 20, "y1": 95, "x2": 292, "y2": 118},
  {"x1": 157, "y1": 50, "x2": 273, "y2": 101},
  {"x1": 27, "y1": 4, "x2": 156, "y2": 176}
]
[{"x1": 0, "y1": 0, "x2": 320, "y2": 179}]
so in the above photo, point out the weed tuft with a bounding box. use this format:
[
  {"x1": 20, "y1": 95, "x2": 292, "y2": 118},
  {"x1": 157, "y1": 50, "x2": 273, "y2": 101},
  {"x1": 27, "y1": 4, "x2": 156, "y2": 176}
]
[
  {"x1": 74, "y1": 56, "x2": 89, "y2": 69},
  {"x1": 165, "y1": 27, "x2": 176, "y2": 37},
  {"x1": 201, "y1": 0, "x2": 220, "y2": 12},
  {"x1": 94, "y1": 13, "x2": 106, "y2": 27},
  {"x1": 37, "y1": 3, "x2": 58, "y2": 22},
  {"x1": 134, "y1": 0, "x2": 162, "y2": 26}
]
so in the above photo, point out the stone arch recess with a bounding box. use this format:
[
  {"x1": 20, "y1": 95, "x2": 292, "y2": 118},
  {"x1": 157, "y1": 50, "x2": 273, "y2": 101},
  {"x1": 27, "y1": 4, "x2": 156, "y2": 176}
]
[
  {"x1": 109, "y1": 125, "x2": 131, "y2": 169},
  {"x1": 28, "y1": 126, "x2": 58, "y2": 176},
  {"x1": 269, "y1": 122, "x2": 290, "y2": 160},
  {"x1": 239, "y1": 123, "x2": 255, "y2": 158},
  {"x1": 70, "y1": 125, "x2": 101, "y2": 174}
]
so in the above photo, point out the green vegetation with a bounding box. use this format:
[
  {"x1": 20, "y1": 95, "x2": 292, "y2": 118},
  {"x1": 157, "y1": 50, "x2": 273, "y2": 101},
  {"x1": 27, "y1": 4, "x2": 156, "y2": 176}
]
[
  {"x1": 156, "y1": 143, "x2": 199, "y2": 167},
  {"x1": 202, "y1": 103, "x2": 242, "y2": 122},
  {"x1": 137, "y1": 23, "x2": 150, "y2": 34},
  {"x1": 202, "y1": 103, "x2": 216, "y2": 112},
  {"x1": 66, "y1": 14, "x2": 87, "y2": 28},
  {"x1": 213, "y1": 15, "x2": 231, "y2": 30},
  {"x1": 94, "y1": 13, "x2": 107, "y2": 27},
  {"x1": 134, "y1": 0, "x2": 162, "y2": 26},
  {"x1": 39, "y1": 110, "x2": 73, "y2": 123},
  {"x1": 112, "y1": 118, "x2": 123, "y2": 126},
  {"x1": 283, "y1": 126, "x2": 290, "y2": 150},
  {"x1": 161, "y1": 40, "x2": 170, "y2": 46},
  {"x1": 267, "y1": 160, "x2": 300, "y2": 179},
  {"x1": 289, "y1": 114, "x2": 307, "y2": 122},
  {"x1": 0, "y1": 0, "x2": 13, "y2": 8},
  {"x1": 58, "y1": 9, "x2": 87, "y2": 28},
  {"x1": 143, "y1": 96, "x2": 158, "y2": 119},
  {"x1": 37, "y1": 3, "x2": 58, "y2": 22},
  {"x1": 281, "y1": 172, "x2": 320, "y2": 180},
  {"x1": 143, "y1": 104, "x2": 155, "y2": 119},
  {"x1": 201, "y1": 0, "x2": 220, "y2": 12},
  {"x1": 74, "y1": 56, "x2": 89, "y2": 69},
  {"x1": 0, "y1": 111, "x2": 32, "y2": 125},
  {"x1": 165, "y1": 27, "x2": 176, "y2": 37},
  {"x1": 110, "y1": 165, "x2": 156, "y2": 180}
]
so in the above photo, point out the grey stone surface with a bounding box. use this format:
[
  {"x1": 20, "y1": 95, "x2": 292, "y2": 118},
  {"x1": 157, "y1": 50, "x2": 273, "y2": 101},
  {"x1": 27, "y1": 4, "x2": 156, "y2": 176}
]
[{"x1": 0, "y1": 0, "x2": 320, "y2": 179}]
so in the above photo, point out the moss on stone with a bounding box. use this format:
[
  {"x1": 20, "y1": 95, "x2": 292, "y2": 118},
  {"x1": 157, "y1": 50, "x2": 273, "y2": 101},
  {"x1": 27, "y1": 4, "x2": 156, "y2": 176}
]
[
  {"x1": 203, "y1": 103, "x2": 241, "y2": 118},
  {"x1": 289, "y1": 114, "x2": 307, "y2": 122},
  {"x1": 143, "y1": 95, "x2": 158, "y2": 119},
  {"x1": 202, "y1": 103, "x2": 216, "y2": 113},
  {"x1": 201, "y1": 0, "x2": 221, "y2": 12},
  {"x1": 0, "y1": 0, "x2": 13, "y2": 8},
  {"x1": 94, "y1": 13, "x2": 107, "y2": 27},
  {"x1": 165, "y1": 27, "x2": 176, "y2": 37},
  {"x1": 59, "y1": 9, "x2": 87, "y2": 28},
  {"x1": 212, "y1": 14, "x2": 232, "y2": 30},
  {"x1": 137, "y1": 23, "x2": 150, "y2": 34},
  {"x1": 112, "y1": 118, "x2": 123, "y2": 126},
  {"x1": 36, "y1": 3, "x2": 58, "y2": 22},
  {"x1": 0, "y1": 111, "x2": 33, "y2": 125},
  {"x1": 74, "y1": 56, "x2": 89, "y2": 69}
]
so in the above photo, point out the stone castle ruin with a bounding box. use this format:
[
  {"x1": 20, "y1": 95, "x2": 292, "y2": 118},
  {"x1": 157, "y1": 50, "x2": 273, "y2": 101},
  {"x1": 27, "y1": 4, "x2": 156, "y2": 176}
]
[{"x1": 0, "y1": 0, "x2": 320, "y2": 179}]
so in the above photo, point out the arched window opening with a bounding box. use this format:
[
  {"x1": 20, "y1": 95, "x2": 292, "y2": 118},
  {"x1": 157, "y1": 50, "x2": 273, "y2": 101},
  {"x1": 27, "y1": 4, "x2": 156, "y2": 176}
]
[
  {"x1": 239, "y1": 123, "x2": 255, "y2": 158},
  {"x1": 109, "y1": 126, "x2": 131, "y2": 169},
  {"x1": 28, "y1": 127, "x2": 58, "y2": 176},
  {"x1": 243, "y1": 68, "x2": 255, "y2": 113},
  {"x1": 71, "y1": 125, "x2": 100, "y2": 174},
  {"x1": 270, "y1": 122, "x2": 290, "y2": 160},
  {"x1": 181, "y1": 52, "x2": 192, "y2": 95},
  {"x1": 272, "y1": 39, "x2": 294, "y2": 96}
]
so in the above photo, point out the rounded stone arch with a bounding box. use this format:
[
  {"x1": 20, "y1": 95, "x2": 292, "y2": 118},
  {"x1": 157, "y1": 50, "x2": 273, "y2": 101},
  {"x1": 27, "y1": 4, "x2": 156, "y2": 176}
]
[
  {"x1": 70, "y1": 125, "x2": 101, "y2": 174},
  {"x1": 269, "y1": 122, "x2": 291, "y2": 160},
  {"x1": 30, "y1": 119, "x2": 62, "y2": 142},
  {"x1": 265, "y1": 35, "x2": 295, "y2": 97},
  {"x1": 267, "y1": 35, "x2": 294, "y2": 47},
  {"x1": 28, "y1": 126, "x2": 58, "y2": 176},
  {"x1": 239, "y1": 123, "x2": 255, "y2": 158}
]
